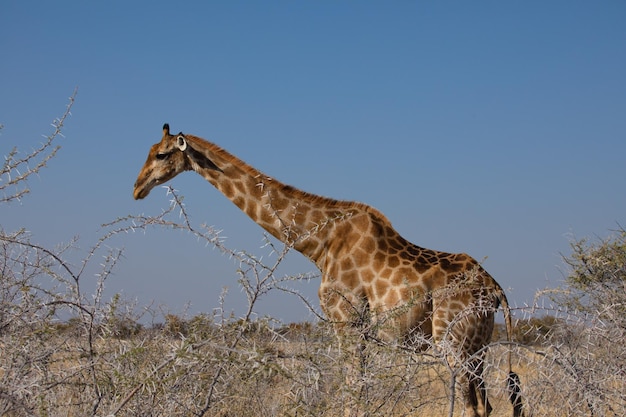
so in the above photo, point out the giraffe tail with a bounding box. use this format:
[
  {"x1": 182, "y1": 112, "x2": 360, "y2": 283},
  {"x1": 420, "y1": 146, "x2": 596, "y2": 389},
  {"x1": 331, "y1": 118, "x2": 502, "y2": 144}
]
[{"x1": 496, "y1": 286, "x2": 526, "y2": 417}]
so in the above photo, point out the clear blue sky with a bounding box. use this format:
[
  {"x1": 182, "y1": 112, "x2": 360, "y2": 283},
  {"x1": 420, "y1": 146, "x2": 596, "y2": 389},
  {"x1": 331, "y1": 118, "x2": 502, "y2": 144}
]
[{"x1": 1, "y1": 2, "x2": 625, "y2": 323}]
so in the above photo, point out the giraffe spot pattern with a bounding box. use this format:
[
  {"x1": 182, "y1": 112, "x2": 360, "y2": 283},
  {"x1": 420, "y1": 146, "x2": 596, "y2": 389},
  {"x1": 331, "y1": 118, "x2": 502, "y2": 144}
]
[{"x1": 134, "y1": 128, "x2": 521, "y2": 417}]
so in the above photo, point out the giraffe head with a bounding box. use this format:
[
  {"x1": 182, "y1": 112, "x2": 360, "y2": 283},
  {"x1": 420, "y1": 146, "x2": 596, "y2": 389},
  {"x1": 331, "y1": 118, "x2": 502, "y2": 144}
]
[{"x1": 133, "y1": 123, "x2": 221, "y2": 199}]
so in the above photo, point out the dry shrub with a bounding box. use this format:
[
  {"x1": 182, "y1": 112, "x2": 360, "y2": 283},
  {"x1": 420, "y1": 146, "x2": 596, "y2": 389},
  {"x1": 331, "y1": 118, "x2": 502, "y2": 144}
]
[{"x1": 1, "y1": 94, "x2": 624, "y2": 416}]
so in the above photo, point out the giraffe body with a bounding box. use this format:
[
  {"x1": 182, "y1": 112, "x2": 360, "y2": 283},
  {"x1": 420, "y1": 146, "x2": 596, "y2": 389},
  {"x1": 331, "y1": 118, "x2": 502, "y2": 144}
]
[{"x1": 134, "y1": 124, "x2": 524, "y2": 417}]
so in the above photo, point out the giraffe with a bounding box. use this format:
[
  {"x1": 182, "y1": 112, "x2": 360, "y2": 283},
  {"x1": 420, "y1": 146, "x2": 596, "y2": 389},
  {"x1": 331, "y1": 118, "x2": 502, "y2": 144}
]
[{"x1": 133, "y1": 124, "x2": 525, "y2": 417}]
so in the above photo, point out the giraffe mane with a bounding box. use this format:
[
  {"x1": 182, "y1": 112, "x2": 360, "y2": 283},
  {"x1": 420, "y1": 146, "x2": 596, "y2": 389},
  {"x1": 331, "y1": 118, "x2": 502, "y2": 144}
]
[{"x1": 183, "y1": 133, "x2": 393, "y2": 227}]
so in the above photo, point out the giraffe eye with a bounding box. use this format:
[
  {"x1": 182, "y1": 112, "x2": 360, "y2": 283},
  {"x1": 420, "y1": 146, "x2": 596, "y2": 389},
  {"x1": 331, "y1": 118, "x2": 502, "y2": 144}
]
[{"x1": 156, "y1": 152, "x2": 171, "y2": 160}]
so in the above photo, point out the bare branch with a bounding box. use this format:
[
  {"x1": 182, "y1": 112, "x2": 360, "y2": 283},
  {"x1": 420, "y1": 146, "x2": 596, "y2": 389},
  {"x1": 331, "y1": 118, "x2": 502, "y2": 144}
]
[{"x1": 0, "y1": 88, "x2": 77, "y2": 203}]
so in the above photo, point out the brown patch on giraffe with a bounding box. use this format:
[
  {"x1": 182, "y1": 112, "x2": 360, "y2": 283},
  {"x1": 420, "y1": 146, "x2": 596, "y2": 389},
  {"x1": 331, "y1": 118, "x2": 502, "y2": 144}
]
[
  {"x1": 384, "y1": 289, "x2": 400, "y2": 306},
  {"x1": 320, "y1": 289, "x2": 340, "y2": 311},
  {"x1": 351, "y1": 214, "x2": 370, "y2": 233},
  {"x1": 327, "y1": 263, "x2": 340, "y2": 280},
  {"x1": 361, "y1": 236, "x2": 376, "y2": 254},
  {"x1": 424, "y1": 267, "x2": 447, "y2": 290},
  {"x1": 232, "y1": 195, "x2": 247, "y2": 211},
  {"x1": 425, "y1": 250, "x2": 441, "y2": 263},
  {"x1": 433, "y1": 317, "x2": 448, "y2": 330},
  {"x1": 387, "y1": 255, "x2": 400, "y2": 268},
  {"x1": 225, "y1": 166, "x2": 243, "y2": 180},
  {"x1": 370, "y1": 217, "x2": 385, "y2": 236},
  {"x1": 398, "y1": 285, "x2": 421, "y2": 304},
  {"x1": 309, "y1": 209, "x2": 325, "y2": 224},
  {"x1": 340, "y1": 270, "x2": 360, "y2": 289},
  {"x1": 352, "y1": 246, "x2": 369, "y2": 262},
  {"x1": 324, "y1": 209, "x2": 338, "y2": 220},
  {"x1": 373, "y1": 278, "x2": 389, "y2": 299},
  {"x1": 348, "y1": 231, "x2": 364, "y2": 248},
  {"x1": 340, "y1": 257, "x2": 355, "y2": 272},
  {"x1": 360, "y1": 268, "x2": 375, "y2": 284},
  {"x1": 405, "y1": 244, "x2": 421, "y2": 257},
  {"x1": 244, "y1": 204, "x2": 258, "y2": 221},
  {"x1": 371, "y1": 251, "x2": 387, "y2": 273},
  {"x1": 276, "y1": 196, "x2": 291, "y2": 211},
  {"x1": 258, "y1": 208, "x2": 274, "y2": 228},
  {"x1": 231, "y1": 181, "x2": 249, "y2": 195},
  {"x1": 380, "y1": 267, "x2": 393, "y2": 279},
  {"x1": 388, "y1": 272, "x2": 401, "y2": 286},
  {"x1": 220, "y1": 181, "x2": 236, "y2": 198},
  {"x1": 439, "y1": 257, "x2": 464, "y2": 274},
  {"x1": 290, "y1": 209, "x2": 306, "y2": 226},
  {"x1": 388, "y1": 236, "x2": 405, "y2": 253},
  {"x1": 414, "y1": 260, "x2": 433, "y2": 274}
]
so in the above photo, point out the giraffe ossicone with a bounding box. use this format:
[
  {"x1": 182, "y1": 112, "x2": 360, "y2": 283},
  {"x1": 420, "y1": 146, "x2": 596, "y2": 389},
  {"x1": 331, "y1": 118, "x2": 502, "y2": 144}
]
[{"x1": 133, "y1": 124, "x2": 526, "y2": 417}]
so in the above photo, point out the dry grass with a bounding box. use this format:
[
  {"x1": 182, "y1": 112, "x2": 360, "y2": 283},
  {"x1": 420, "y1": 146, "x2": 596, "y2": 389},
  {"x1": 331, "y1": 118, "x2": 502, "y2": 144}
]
[
  {"x1": 0, "y1": 319, "x2": 504, "y2": 416},
  {"x1": 6, "y1": 316, "x2": 620, "y2": 417}
]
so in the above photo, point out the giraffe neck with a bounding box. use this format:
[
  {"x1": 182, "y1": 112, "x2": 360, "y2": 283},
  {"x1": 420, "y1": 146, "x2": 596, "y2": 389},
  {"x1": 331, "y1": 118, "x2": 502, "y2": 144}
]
[{"x1": 181, "y1": 134, "x2": 366, "y2": 264}]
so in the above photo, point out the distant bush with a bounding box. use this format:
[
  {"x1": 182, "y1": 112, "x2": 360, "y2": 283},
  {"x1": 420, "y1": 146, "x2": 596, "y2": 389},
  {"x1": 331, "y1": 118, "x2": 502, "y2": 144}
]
[{"x1": 553, "y1": 229, "x2": 626, "y2": 323}]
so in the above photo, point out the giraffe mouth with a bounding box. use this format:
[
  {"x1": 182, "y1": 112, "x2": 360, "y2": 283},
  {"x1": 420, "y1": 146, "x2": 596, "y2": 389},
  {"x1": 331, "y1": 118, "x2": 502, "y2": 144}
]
[
  {"x1": 133, "y1": 186, "x2": 148, "y2": 200},
  {"x1": 133, "y1": 179, "x2": 155, "y2": 200}
]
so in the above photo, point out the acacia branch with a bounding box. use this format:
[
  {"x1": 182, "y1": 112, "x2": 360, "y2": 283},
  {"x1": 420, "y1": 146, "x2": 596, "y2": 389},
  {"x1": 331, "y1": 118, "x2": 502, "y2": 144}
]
[{"x1": 0, "y1": 88, "x2": 77, "y2": 203}]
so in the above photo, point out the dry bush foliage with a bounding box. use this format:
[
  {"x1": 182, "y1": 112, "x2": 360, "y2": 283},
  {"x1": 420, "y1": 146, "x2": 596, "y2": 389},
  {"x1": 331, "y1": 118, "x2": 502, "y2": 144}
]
[{"x1": 1, "y1": 95, "x2": 624, "y2": 416}]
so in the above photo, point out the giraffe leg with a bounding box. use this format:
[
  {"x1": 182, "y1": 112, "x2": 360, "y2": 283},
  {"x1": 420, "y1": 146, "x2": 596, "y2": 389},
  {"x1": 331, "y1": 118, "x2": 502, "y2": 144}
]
[
  {"x1": 342, "y1": 337, "x2": 369, "y2": 417},
  {"x1": 459, "y1": 370, "x2": 480, "y2": 417},
  {"x1": 320, "y1": 285, "x2": 370, "y2": 417},
  {"x1": 471, "y1": 371, "x2": 492, "y2": 417},
  {"x1": 459, "y1": 377, "x2": 490, "y2": 417},
  {"x1": 476, "y1": 370, "x2": 492, "y2": 417},
  {"x1": 467, "y1": 359, "x2": 491, "y2": 417},
  {"x1": 455, "y1": 359, "x2": 492, "y2": 417}
]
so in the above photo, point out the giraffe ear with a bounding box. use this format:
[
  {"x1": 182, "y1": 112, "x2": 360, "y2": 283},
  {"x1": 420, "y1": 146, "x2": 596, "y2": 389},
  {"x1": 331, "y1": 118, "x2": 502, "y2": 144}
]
[
  {"x1": 163, "y1": 123, "x2": 170, "y2": 136},
  {"x1": 176, "y1": 135, "x2": 187, "y2": 151},
  {"x1": 177, "y1": 137, "x2": 223, "y2": 172}
]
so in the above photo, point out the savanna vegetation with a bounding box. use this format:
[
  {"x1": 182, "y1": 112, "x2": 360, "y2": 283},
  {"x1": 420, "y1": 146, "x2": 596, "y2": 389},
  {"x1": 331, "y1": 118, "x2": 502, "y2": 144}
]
[{"x1": 1, "y1": 94, "x2": 624, "y2": 416}]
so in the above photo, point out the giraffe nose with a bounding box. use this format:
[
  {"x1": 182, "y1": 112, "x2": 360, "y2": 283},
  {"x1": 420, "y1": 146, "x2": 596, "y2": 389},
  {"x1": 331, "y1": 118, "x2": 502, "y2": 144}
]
[
  {"x1": 133, "y1": 186, "x2": 142, "y2": 200},
  {"x1": 133, "y1": 181, "x2": 146, "y2": 200}
]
